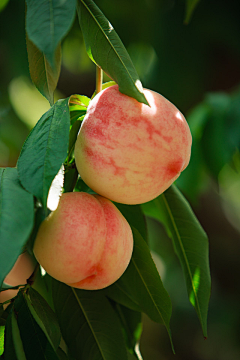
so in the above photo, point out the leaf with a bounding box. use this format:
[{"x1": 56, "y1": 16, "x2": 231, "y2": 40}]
[
  {"x1": 13, "y1": 291, "x2": 59, "y2": 360},
  {"x1": 63, "y1": 168, "x2": 79, "y2": 193},
  {"x1": 142, "y1": 185, "x2": 211, "y2": 337},
  {"x1": 0, "y1": 168, "x2": 34, "y2": 288},
  {"x1": 52, "y1": 280, "x2": 128, "y2": 360},
  {"x1": 69, "y1": 94, "x2": 90, "y2": 110},
  {"x1": 113, "y1": 303, "x2": 142, "y2": 355},
  {"x1": 0, "y1": 326, "x2": 4, "y2": 356},
  {"x1": 67, "y1": 119, "x2": 83, "y2": 162},
  {"x1": 26, "y1": 287, "x2": 61, "y2": 351},
  {"x1": 184, "y1": 0, "x2": 200, "y2": 24},
  {"x1": 106, "y1": 228, "x2": 174, "y2": 350},
  {"x1": 77, "y1": 0, "x2": 148, "y2": 105},
  {"x1": 0, "y1": 303, "x2": 13, "y2": 327},
  {"x1": 4, "y1": 311, "x2": 18, "y2": 360},
  {"x1": 25, "y1": 0, "x2": 76, "y2": 67},
  {"x1": 57, "y1": 347, "x2": 69, "y2": 360},
  {"x1": 26, "y1": 35, "x2": 61, "y2": 106},
  {"x1": 10, "y1": 311, "x2": 27, "y2": 360},
  {"x1": 69, "y1": 94, "x2": 89, "y2": 125},
  {"x1": 102, "y1": 283, "x2": 142, "y2": 313},
  {"x1": 17, "y1": 98, "x2": 70, "y2": 209},
  {"x1": 114, "y1": 203, "x2": 148, "y2": 243}
]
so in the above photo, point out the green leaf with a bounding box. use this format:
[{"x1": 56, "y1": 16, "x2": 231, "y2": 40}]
[
  {"x1": 52, "y1": 280, "x2": 128, "y2": 360},
  {"x1": 10, "y1": 312, "x2": 27, "y2": 360},
  {"x1": 17, "y1": 98, "x2": 70, "y2": 208},
  {"x1": 4, "y1": 310, "x2": 18, "y2": 360},
  {"x1": 69, "y1": 94, "x2": 90, "y2": 111},
  {"x1": 13, "y1": 291, "x2": 59, "y2": 360},
  {"x1": 69, "y1": 94, "x2": 89, "y2": 124},
  {"x1": 26, "y1": 35, "x2": 61, "y2": 106},
  {"x1": 113, "y1": 303, "x2": 142, "y2": 355},
  {"x1": 77, "y1": 0, "x2": 148, "y2": 105},
  {"x1": 0, "y1": 303, "x2": 13, "y2": 327},
  {"x1": 0, "y1": 326, "x2": 4, "y2": 356},
  {"x1": 26, "y1": 287, "x2": 61, "y2": 351},
  {"x1": 102, "y1": 282, "x2": 142, "y2": 313},
  {"x1": 107, "y1": 228, "x2": 174, "y2": 350},
  {"x1": 63, "y1": 168, "x2": 79, "y2": 193},
  {"x1": 57, "y1": 347, "x2": 69, "y2": 360},
  {"x1": 114, "y1": 203, "x2": 148, "y2": 243},
  {"x1": 67, "y1": 119, "x2": 83, "y2": 162},
  {"x1": 25, "y1": 0, "x2": 76, "y2": 67},
  {"x1": 0, "y1": 168, "x2": 34, "y2": 288},
  {"x1": 142, "y1": 185, "x2": 211, "y2": 337},
  {"x1": 184, "y1": 0, "x2": 200, "y2": 24}
]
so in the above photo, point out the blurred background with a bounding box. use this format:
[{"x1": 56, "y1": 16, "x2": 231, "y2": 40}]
[{"x1": 1, "y1": 0, "x2": 240, "y2": 359}]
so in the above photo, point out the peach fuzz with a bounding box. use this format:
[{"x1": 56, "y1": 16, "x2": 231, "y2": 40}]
[
  {"x1": 74, "y1": 85, "x2": 192, "y2": 204},
  {"x1": 33, "y1": 192, "x2": 133, "y2": 290},
  {"x1": 0, "y1": 252, "x2": 35, "y2": 308}
]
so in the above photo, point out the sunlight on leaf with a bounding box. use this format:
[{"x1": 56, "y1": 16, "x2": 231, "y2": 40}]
[
  {"x1": 0, "y1": 326, "x2": 4, "y2": 355},
  {"x1": 189, "y1": 267, "x2": 201, "y2": 306}
]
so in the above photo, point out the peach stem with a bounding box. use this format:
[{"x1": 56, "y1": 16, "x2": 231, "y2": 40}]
[{"x1": 96, "y1": 66, "x2": 103, "y2": 94}]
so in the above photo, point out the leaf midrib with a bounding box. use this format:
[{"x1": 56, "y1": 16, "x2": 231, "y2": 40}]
[
  {"x1": 161, "y1": 193, "x2": 202, "y2": 324},
  {"x1": 72, "y1": 288, "x2": 106, "y2": 360},
  {"x1": 80, "y1": 0, "x2": 136, "y2": 86}
]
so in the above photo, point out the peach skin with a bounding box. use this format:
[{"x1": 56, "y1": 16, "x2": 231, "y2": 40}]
[
  {"x1": 33, "y1": 192, "x2": 133, "y2": 290},
  {"x1": 74, "y1": 85, "x2": 192, "y2": 204}
]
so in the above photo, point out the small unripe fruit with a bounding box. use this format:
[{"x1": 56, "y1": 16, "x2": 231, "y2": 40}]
[
  {"x1": 74, "y1": 85, "x2": 192, "y2": 204},
  {"x1": 33, "y1": 192, "x2": 133, "y2": 290}
]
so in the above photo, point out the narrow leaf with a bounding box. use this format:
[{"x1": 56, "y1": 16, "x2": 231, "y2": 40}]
[
  {"x1": 4, "y1": 310, "x2": 18, "y2": 360},
  {"x1": 26, "y1": 287, "x2": 61, "y2": 351},
  {"x1": 77, "y1": 0, "x2": 148, "y2": 105},
  {"x1": 26, "y1": 35, "x2": 61, "y2": 106},
  {"x1": 113, "y1": 303, "x2": 142, "y2": 355},
  {"x1": 10, "y1": 312, "x2": 27, "y2": 360},
  {"x1": 142, "y1": 184, "x2": 211, "y2": 337},
  {"x1": 17, "y1": 98, "x2": 70, "y2": 208},
  {"x1": 13, "y1": 291, "x2": 59, "y2": 360},
  {"x1": 0, "y1": 326, "x2": 4, "y2": 356},
  {"x1": 57, "y1": 347, "x2": 69, "y2": 360},
  {"x1": 52, "y1": 280, "x2": 128, "y2": 360},
  {"x1": 107, "y1": 228, "x2": 174, "y2": 350},
  {"x1": 26, "y1": 0, "x2": 76, "y2": 67},
  {"x1": 0, "y1": 168, "x2": 34, "y2": 287}
]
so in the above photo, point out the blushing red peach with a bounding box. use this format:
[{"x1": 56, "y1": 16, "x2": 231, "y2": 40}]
[
  {"x1": 33, "y1": 192, "x2": 133, "y2": 290},
  {"x1": 74, "y1": 85, "x2": 192, "y2": 204},
  {"x1": 0, "y1": 252, "x2": 35, "y2": 308}
]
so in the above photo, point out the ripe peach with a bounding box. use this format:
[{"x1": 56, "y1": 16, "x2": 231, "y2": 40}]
[
  {"x1": 74, "y1": 85, "x2": 192, "y2": 204},
  {"x1": 33, "y1": 192, "x2": 133, "y2": 290},
  {"x1": 0, "y1": 252, "x2": 35, "y2": 307}
]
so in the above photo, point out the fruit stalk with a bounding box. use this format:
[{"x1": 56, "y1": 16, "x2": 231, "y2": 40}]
[{"x1": 96, "y1": 65, "x2": 103, "y2": 94}]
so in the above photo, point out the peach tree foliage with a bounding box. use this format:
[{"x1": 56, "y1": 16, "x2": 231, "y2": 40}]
[{"x1": 0, "y1": 0, "x2": 210, "y2": 359}]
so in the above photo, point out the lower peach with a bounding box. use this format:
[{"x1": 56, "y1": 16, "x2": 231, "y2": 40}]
[{"x1": 33, "y1": 192, "x2": 133, "y2": 290}]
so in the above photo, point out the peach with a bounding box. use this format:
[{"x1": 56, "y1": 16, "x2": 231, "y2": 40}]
[
  {"x1": 0, "y1": 252, "x2": 35, "y2": 308},
  {"x1": 74, "y1": 85, "x2": 192, "y2": 204},
  {"x1": 33, "y1": 192, "x2": 133, "y2": 290}
]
